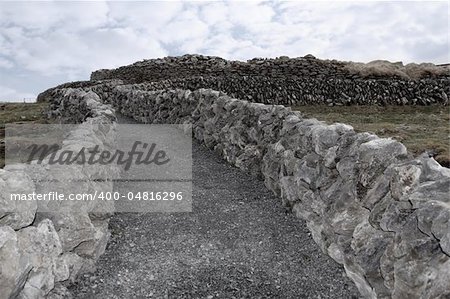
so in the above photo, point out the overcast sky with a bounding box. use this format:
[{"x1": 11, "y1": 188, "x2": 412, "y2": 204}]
[{"x1": 0, "y1": 1, "x2": 448, "y2": 102}]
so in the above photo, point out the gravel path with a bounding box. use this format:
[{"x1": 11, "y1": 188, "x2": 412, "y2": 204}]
[{"x1": 69, "y1": 115, "x2": 359, "y2": 298}]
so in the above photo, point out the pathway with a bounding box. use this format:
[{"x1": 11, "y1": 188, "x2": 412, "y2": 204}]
[{"x1": 69, "y1": 115, "x2": 359, "y2": 298}]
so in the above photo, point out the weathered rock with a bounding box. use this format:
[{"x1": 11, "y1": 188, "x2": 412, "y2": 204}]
[
  {"x1": 79, "y1": 55, "x2": 450, "y2": 107},
  {"x1": 36, "y1": 212, "x2": 96, "y2": 253},
  {"x1": 87, "y1": 85, "x2": 450, "y2": 299},
  {"x1": 0, "y1": 226, "x2": 32, "y2": 299},
  {"x1": 0, "y1": 169, "x2": 37, "y2": 230},
  {"x1": 20, "y1": 57, "x2": 450, "y2": 299},
  {"x1": 357, "y1": 138, "x2": 409, "y2": 188},
  {"x1": 46, "y1": 284, "x2": 73, "y2": 299},
  {"x1": 16, "y1": 219, "x2": 62, "y2": 298},
  {"x1": 0, "y1": 87, "x2": 116, "y2": 298},
  {"x1": 73, "y1": 220, "x2": 110, "y2": 260},
  {"x1": 58, "y1": 252, "x2": 94, "y2": 284}
]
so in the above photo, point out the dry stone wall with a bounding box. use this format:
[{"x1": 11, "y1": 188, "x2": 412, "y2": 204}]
[
  {"x1": 89, "y1": 54, "x2": 450, "y2": 106},
  {"x1": 26, "y1": 53, "x2": 450, "y2": 298},
  {"x1": 107, "y1": 76, "x2": 450, "y2": 106},
  {"x1": 0, "y1": 89, "x2": 116, "y2": 299},
  {"x1": 89, "y1": 84, "x2": 449, "y2": 299}
]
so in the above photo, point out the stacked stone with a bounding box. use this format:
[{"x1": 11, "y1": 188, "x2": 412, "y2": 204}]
[
  {"x1": 119, "y1": 76, "x2": 450, "y2": 106},
  {"x1": 28, "y1": 53, "x2": 450, "y2": 297},
  {"x1": 90, "y1": 54, "x2": 352, "y2": 83},
  {"x1": 95, "y1": 85, "x2": 450, "y2": 299},
  {"x1": 38, "y1": 74, "x2": 450, "y2": 106},
  {"x1": 37, "y1": 80, "x2": 123, "y2": 103},
  {"x1": 0, "y1": 89, "x2": 116, "y2": 298},
  {"x1": 87, "y1": 54, "x2": 450, "y2": 106},
  {"x1": 91, "y1": 54, "x2": 449, "y2": 83}
]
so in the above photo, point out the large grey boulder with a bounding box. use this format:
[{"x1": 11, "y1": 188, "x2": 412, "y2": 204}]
[{"x1": 16, "y1": 219, "x2": 63, "y2": 299}]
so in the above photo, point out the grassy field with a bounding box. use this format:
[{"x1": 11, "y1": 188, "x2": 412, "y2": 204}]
[
  {"x1": 0, "y1": 102, "x2": 49, "y2": 168},
  {"x1": 293, "y1": 105, "x2": 450, "y2": 167}
]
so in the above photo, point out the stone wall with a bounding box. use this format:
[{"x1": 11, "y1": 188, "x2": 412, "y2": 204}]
[
  {"x1": 91, "y1": 54, "x2": 449, "y2": 82},
  {"x1": 0, "y1": 89, "x2": 116, "y2": 299},
  {"x1": 90, "y1": 84, "x2": 449, "y2": 299},
  {"x1": 27, "y1": 58, "x2": 450, "y2": 298},
  {"x1": 88, "y1": 54, "x2": 450, "y2": 106},
  {"x1": 107, "y1": 76, "x2": 450, "y2": 106}
]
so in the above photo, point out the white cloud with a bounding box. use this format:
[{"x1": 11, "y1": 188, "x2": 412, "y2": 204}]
[
  {"x1": 0, "y1": 0, "x2": 448, "y2": 101},
  {"x1": 0, "y1": 9, "x2": 167, "y2": 77},
  {"x1": 107, "y1": 2, "x2": 182, "y2": 32},
  {"x1": 227, "y1": 1, "x2": 275, "y2": 29},
  {"x1": 0, "y1": 1, "x2": 110, "y2": 32},
  {"x1": 158, "y1": 8, "x2": 209, "y2": 45},
  {"x1": 199, "y1": 2, "x2": 229, "y2": 26}
]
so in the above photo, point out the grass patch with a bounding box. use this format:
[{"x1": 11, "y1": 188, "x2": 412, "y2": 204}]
[
  {"x1": 343, "y1": 60, "x2": 449, "y2": 79},
  {"x1": 292, "y1": 105, "x2": 450, "y2": 167},
  {"x1": 0, "y1": 102, "x2": 50, "y2": 168}
]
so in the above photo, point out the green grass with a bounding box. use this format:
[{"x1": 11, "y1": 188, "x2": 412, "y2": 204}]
[
  {"x1": 0, "y1": 102, "x2": 50, "y2": 168},
  {"x1": 292, "y1": 105, "x2": 450, "y2": 167}
]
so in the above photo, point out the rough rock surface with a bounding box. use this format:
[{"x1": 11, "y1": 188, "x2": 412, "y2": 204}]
[
  {"x1": 38, "y1": 55, "x2": 449, "y2": 106},
  {"x1": 0, "y1": 89, "x2": 116, "y2": 299},
  {"x1": 5, "y1": 53, "x2": 450, "y2": 298},
  {"x1": 83, "y1": 54, "x2": 449, "y2": 106},
  {"x1": 0, "y1": 170, "x2": 36, "y2": 230},
  {"x1": 69, "y1": 122, "x2": 359, "y2": 298},
  {"x1": 86, "y1": 85, "x2": 448, "y2": 299}
]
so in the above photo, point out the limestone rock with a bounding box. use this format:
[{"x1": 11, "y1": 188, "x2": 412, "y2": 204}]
[
  {"x1": 28, "y1": 71, "x2": 450, "y2": 299},
  {"x1": 16, "y1": 219, "x2": 63, "y2": 298},
  {"x1": 0, "y1": 169, "x2": 37, "y2": 230},
  {"x1": 0, "y1": 226, "x2": 32, "y2": 299},
  {"x1": 73, "y1": 220, "x2": 110, "y2": 260}
]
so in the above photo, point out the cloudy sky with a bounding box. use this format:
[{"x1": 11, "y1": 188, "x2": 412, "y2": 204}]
[{"x1": 0, "y1": 1, "x2": 448, "y2": 101}]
